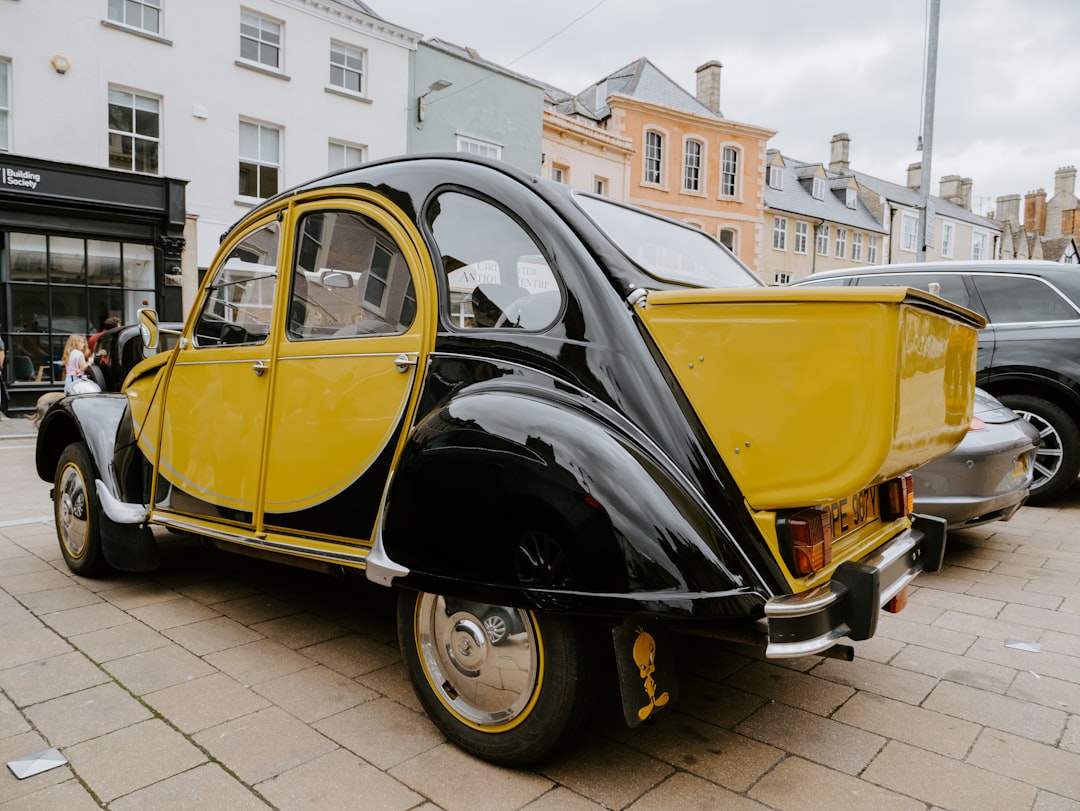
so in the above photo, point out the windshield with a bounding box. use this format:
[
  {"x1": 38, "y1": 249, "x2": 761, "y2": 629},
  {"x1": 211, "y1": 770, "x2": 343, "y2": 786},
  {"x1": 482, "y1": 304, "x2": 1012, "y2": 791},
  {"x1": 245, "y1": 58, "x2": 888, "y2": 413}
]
[{"x1": 574, "y1": 193, "x2": 762, "y2": 289}]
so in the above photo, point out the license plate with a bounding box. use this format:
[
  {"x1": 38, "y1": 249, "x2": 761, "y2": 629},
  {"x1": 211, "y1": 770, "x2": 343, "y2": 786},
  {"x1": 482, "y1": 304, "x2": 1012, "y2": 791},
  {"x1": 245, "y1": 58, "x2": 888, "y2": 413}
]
[{"x1": 827, "y1": 486, "x2": 880, "y2": 539}]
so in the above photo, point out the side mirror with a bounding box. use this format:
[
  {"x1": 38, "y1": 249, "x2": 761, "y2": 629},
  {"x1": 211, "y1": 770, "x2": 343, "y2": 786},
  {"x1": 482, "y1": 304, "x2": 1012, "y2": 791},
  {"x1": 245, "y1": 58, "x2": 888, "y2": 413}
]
[{"x1": 138, "y1": 308, "x2": 159, "y2": 353}]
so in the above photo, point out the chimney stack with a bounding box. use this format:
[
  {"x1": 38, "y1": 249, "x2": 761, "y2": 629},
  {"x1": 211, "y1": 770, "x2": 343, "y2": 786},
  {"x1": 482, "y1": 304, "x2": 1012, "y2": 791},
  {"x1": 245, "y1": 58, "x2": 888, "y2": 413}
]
[
  {"x1": 1024, "y1": 189, "x2": 1048, "y2": 234},
  {"x1": 829, "y1": 133, "x2": 851, "y2": 174},
  {"x1": 996, "y1": 194, "x2": 1021, "y2": 224},
  {"x1": 1055, "y1": 165, "x2": 1077, "y2": 198},
  {"x1": 695, "y1": 60, "x2": 723, "y2": 115},
  {"x1": 939, "y1": 175, "x2": 962, "y2": 204},
  {"x1": 960, "y1": 178, "x2": 973, "y2": 210},
  {"x1": 907, "y1": 162, "x2": 921, "y2": 191}
]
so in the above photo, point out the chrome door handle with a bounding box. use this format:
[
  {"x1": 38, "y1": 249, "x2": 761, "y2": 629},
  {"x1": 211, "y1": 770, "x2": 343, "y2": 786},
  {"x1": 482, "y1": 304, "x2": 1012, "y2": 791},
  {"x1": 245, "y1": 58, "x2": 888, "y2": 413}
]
[
  {"x1": 252, "y1": 360, "x2": 270, "y2": 376},
  {"x1": 394, "y1": 353, "x2": 418, "y2": 373}
]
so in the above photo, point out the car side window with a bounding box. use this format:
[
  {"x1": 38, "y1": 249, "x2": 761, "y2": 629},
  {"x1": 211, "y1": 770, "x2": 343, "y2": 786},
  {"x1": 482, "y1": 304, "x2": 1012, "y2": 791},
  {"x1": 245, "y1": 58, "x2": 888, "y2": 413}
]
[
  {"x1": 287, "y1": 210, "x2": 416, "y2": 340},
  {"x1": 194, "y1": 221, "x2": 280, "y2": 347},
  {"x1": 970, "y1": 275, "x2": 1080, "y2": 324},
  {"x1": 426, "y1": 192, "x2": 562, "y2": 330},
  {"x1": 854, "y1": 273, "x2": 974, "y2": 311}
]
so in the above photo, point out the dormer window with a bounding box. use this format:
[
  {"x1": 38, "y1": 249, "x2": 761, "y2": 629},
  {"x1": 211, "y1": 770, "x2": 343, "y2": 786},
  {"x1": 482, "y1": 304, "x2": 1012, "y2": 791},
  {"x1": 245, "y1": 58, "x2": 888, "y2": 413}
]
[
  {"x1": 812, "y1": 177, "x2": 826, "y2": 200},
  {"x1": 768, "y1": 165, "x2": 783, "y2": 190},
  {"x1": 846, "y1": 188, "x2": 857, "y2": 209}
]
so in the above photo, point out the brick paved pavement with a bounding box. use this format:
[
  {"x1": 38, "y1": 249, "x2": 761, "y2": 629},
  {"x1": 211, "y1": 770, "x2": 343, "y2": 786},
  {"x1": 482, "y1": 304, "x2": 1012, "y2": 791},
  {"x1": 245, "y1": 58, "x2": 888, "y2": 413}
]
[{"x1": 2, "y1": 412, "x2": 1080, "y2": 810}]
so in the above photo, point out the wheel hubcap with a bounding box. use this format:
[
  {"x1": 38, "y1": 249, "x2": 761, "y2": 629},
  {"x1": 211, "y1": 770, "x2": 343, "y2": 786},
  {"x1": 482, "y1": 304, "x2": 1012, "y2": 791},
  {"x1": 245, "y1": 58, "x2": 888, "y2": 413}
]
[
  {"x1": 1014, "y1": 409, "x2": 1063, "y2": 491},
  {"x1": 415, "y1": 594, "x2": 538, "y2": 727},
  {"x1": 57, "y1": 464, "x2": 89, "y2": 558}
]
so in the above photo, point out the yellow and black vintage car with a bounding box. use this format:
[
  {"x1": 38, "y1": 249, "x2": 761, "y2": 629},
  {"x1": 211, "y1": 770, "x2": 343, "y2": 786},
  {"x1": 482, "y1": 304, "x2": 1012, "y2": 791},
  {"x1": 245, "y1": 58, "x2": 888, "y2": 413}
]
[{"x1": 36, "y1": 154, "x2": 984, "y2": 765}]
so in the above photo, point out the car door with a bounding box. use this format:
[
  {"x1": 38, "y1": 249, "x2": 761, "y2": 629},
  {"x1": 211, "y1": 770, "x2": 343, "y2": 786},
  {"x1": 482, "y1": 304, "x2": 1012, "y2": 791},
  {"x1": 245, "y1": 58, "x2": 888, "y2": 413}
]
[
  {"x1": 151, "y1": 213, "x2": 282, "y2": 528},
  {"x1": 259, "y1": 199, "x2": 431, "y2": 545}
]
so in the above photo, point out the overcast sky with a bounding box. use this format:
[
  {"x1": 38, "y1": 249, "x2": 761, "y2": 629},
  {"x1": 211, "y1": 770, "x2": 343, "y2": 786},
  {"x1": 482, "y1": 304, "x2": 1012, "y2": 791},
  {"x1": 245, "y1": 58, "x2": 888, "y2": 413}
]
[{"x1": 387, "y1": 0, "x2": 1079, "y2": 217}]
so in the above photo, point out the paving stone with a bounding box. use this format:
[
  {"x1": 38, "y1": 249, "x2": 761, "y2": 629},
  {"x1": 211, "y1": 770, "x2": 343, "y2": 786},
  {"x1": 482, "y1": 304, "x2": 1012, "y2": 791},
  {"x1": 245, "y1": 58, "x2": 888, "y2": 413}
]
[
  {"x1": 908, "y1": 587, "x2": 1005, "y2": 618},
  {"x1": 98, "y1": 581, "x2": 181, "y2": 610},
  {"x1": 967, "y1": 637, "x2": 1080, "y2": 685},
  {"x1": 145, "y1": 672, "x2": 271, "y2": 734},
  {"x1": 300, "y1": 632, "x2": 401, "y2": 677},
  {"x1": 128, "y1": 596, "x2": 222, "y2": 630},
  {"x1": 1008, "y1": 670, "x2": 1080, "y2": 714},
  {"x1": 1001, "y1": 603, "x2": 1080, "y2": 637},
  {"x1": 538, "y1": 737, "x2": 672, "y2": 808},
  {"x1": 314, "y1": 696, "x2": 444, "y2": 770},
  {"x1": 520, "y1": 786, "x2": 608, "y2": 811},
  {"x1": 64, "y1": 719, "x2": 206, "y2": 803},
  {"x1": 0, "y1": 627, "x2": 71, "y2": 670},
  {"x1": 0, "y1": 691, "x2": 29, "y2": 740},
  {"x1": 69, "y1": 620, "x2": 170, "y2": 663},
  {"x1": 17, "y1": 584, "x2": 102, "y2": 615},
  {"x1": 748, "y1": 755, "x2": 926, "y2": 811},
  {"x1": 205, "y1": 638, "x2": 314, "y2": 686},
  {"x1": 735, "y1": 701, "x2": 885, "y2": 775},
  {"x1": 0, "y1": 731, "x2": 72, "y2": 805},
  {"x1": 969, "y1": 728, "x2": 1080, "y2": 801},
  {"x1": 38, "y1": 600, "x2": 130, "y2": 637},
  {"x1": 873, "y1": 613, "x2": 976, "y2": 654},
  {"x1": 355, "y1": 661, "x2": 425, "y2": 713},
  {"x1": 966, "y1": 582, "x2": 1063, "y2": 609},
  {"x1": 24, "y1": 682, "x2": 152, "y2": 746},
  {"x1": 722, "y1": 660, "x2": 853, "y2": 716},
  {"x1": 253, "y1": 664, "x2": 377, "y2": 722},
  {"x1": 809, "y1": 655, "x2": 938, "y2": 705},
  {"x1": 256, "y1": 747, "x2": 422, "y2": 810},
  {"x1": 389, "y1": 742, "x2": 552, "y2": 811},
  {"x1": 162, "y1": 615, "x2": 264, "y2": 655},
  {"x1": 832, "y1": 690, "x2": 980, "y2": 758},
  {"x1": 108, "y1": 762, "x2": 270, "y2": 811},
  {"x1": 923, "y1": 679, "x2": 1067, "y2": 744},
  {"x1": 1033, "y1": 790, "x2": 1080, "y2": 811},
  {"x1": 0, "y1": 778, "x2": 99, "y2": 810},
  {"x1": 193, "y1": 706, "x2": 337, "y2": 785},
  {"x1": 675, "y1": 674, "x2": 766, "y2": 729},
  {"x1": 0, "y1": 651, "x2": 108, "y2": 707},
  {"x1": 0, "y1": 568, "x2": 73, "y2": 596},
  {"x1": 889, "y1": 643, "x2": 1016, "y2": 692},
  {"x1": 174, "y1": 578, "x2": 261, "y2": 606},
  {"x1": 215, "y1": 593, "x2": 300, "y2": 625},
  {"x1": 863, "y1": 739, "x2": 1035, "y2": 810},
  {"x1": 628, "y1": 770, "x2": 769, "y2": 810},
  {"x1": 932, "y1": 609, "x2": 1040, "y2": 643},
  {"x1": 103, "y1": 642, "x2": 217, "y2": 695}
]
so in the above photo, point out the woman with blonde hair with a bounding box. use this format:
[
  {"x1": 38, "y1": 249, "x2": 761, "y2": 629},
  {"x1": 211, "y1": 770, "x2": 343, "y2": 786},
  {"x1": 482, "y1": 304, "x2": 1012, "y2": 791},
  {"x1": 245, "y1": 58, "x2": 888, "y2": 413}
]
[{"x1": 62, "y1": 334, "x2": 97, "y2": 395}]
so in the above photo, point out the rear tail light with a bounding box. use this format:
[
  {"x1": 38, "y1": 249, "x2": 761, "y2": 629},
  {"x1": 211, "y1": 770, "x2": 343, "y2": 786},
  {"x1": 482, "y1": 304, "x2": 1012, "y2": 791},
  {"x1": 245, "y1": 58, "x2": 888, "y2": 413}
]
[
  {"x1": 969, "y1": 416, "x2": 986, "y2": 431},
  {"x1": 786, "y1": 507, "x2": 833, "y2": 576},
  {"x1": 881, "y1": 473, "x2": 915, "y2": 521}
]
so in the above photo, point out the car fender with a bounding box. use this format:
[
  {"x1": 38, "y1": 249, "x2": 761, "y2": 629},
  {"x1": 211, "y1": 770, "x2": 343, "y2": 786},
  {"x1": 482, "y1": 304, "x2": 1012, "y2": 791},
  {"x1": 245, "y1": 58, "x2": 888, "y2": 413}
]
[{"x1": 382, "y1": 388, "x2": 763, "y2": 617}]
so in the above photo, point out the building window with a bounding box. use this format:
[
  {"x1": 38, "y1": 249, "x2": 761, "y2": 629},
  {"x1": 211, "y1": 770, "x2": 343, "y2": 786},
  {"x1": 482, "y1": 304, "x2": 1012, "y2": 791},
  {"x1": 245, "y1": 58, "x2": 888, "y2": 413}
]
[
  {"x1": 551, "y1": 164, "x2": 568, "y2": 183},
  {"x1": 719, "y1": 228, "x2": 737, "y2": 253},
  {"x1": 773, "y1": 216, "x2": 788, "y2": 251},
  {"x1": 329, "y1": 41, "x2": 364, "y2": 95},
  {"x1": 456, "y1": 135, "x2": 501, "y2": 159},
  {"x1": 774, "y1": 272, "x2": 791, "y2": 285},
  {"x1": 816, "y1": 224, "x2": 829, "y2": 256},
  {"x1": 972, "y1": 230, "x2": 988, "y2": 260},
  {"x1": 720, "y1": 146, "x2": 738, "y2": 196},
  {"x1": 901, "y1": 212, "x2": 918, "y2": 252},
  {"x1": 644, "y1": 131, "x2": 663, "y2": 185},
  {"x1": 683, "y1": 139, "x2": 702, "y2": 192},
  {"x1": 328, "y1": 140, "x2": 364, "y2": 172},
  {"x1": 794, "y1": 221, "x2": 808, "y2": 254},
  {"x1": 239, "y1": 119, "x2": 280, "y2": 199},
  {"x1": 240, "y1": 10, "x2": 281, "y2": 70},
  {"x1": 941, "y1": 221, "x2": 954, "y2": 258},
  {"x1": 852, "y1": 232, "x2": 864, "y2": 262},
  {"x1": 108, "y1": 88, "x2": 160, "y2": 174},
  {"x1": 768, "y1": 164, "x2": 783, "y2": 190},
  {"x1": 0, "y1": 60, "x2": 9, "y2": 152},
  {"x1": 108, "y1": 0, "x2": 161, "y2": 34},
  {"x1": 868, "y1": 235, "x2": 879, "y2": 264},
  {"x1": 812, "y1": 177, "x2": 826, "y2": 200},
  {"x1": 835, "y1": 228, "x2": 847, "y2": 259},
  {"x1": 846, "y1": 188, "x2": 857, "y2": 209},
  {"x1": 593, "y1": 177, "x2": 607, "y2": 195}
]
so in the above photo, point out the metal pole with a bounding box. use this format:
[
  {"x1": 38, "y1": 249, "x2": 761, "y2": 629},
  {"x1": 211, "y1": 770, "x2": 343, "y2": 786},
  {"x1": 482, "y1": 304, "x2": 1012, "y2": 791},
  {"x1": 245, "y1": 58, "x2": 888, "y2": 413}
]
[{"x1": 917, "y1": 0, "x2": 940, "y2": 262}]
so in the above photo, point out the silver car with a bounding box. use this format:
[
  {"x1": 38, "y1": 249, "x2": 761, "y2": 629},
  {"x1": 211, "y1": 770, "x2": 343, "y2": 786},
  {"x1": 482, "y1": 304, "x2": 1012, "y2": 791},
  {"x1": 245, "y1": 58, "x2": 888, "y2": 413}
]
[{"x1": 916, "y1": 389, "x2": 1039, "y2": 528}]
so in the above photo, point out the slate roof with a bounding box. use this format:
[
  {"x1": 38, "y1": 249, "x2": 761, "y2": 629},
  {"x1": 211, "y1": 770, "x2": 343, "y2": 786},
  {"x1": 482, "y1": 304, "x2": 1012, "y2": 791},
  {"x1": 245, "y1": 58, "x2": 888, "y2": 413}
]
[
  {"x1": 422, "y1": 38, "x2": 545, "y2": 89},
  {"x1": 560, "y1": 57, "x2": 721, "y2": 121},
  {"x1": 853, "y1": 171, "x2": 999, "y2": 231},
  {"x1": 766, "y1": 153, "x2": 887, "y2": 233}
]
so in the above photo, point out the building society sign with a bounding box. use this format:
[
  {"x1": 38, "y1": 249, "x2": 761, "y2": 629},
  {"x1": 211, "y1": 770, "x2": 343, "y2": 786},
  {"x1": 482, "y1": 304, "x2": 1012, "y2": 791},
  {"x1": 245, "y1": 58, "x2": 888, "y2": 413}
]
[{"x1": 0, "y1": 166, "x2": 42, "y2": 190}]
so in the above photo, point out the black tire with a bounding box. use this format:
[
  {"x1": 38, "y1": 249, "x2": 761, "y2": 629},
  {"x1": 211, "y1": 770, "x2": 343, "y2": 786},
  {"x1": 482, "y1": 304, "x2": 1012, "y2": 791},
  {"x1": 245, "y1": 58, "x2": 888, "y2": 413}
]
[
  {"x1": 397, "y1": 589, "x2": 600, "y2": 766},
  {"x1": 998, "y1": 393, "x2": 1080, "y2": 506},
  {"x1": 54, "y1": 442, "x2": 110, "y2": 576}
]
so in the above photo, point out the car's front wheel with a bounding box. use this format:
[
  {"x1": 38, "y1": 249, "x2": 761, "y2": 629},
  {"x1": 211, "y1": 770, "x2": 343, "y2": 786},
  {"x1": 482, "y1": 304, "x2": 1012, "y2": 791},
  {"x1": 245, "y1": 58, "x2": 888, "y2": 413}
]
[
  {"x1": 54, "y1": 442, "x2": 110, "y2": 576},
  {"x1": 396, "y1": 589, "x2": 600, "y2": 766},
  {"x1": 998, "y1": 394, "x2": 1080, "y2": 506}
]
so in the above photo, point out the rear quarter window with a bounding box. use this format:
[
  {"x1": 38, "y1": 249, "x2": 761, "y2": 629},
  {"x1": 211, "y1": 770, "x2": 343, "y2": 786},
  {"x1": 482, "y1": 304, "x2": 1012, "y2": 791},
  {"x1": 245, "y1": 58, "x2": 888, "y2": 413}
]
[{"x1": 970, "y1": 275, "x2": 1080, "y2": 324}]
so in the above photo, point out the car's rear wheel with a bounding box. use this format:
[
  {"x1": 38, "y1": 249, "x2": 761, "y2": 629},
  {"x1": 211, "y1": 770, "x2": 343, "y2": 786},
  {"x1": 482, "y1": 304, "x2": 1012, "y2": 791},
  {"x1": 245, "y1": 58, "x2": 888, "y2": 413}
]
[
  {"x1": 54, "y1": 442, "x2": 110, "y2": 577},
  {"x1": 998, "y1": 394, "x2": 1080, "y2": 506},
  {"x1": 397, "y1": 589, "x2": 600, "y2": 766}
]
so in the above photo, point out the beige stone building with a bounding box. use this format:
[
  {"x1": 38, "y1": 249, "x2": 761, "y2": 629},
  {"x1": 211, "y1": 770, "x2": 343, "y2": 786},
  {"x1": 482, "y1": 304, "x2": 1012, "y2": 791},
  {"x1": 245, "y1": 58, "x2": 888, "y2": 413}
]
[{"x1": 996, "y1": 167, "x2": 1080, "y2": 262}]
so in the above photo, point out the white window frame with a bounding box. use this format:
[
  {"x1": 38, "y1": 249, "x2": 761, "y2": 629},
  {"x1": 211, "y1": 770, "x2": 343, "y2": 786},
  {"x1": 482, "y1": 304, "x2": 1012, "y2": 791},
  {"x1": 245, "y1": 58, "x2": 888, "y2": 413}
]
[
  {"x1": 794, "y1": 221, "x2": 808, "y2": 254},
  {"x1": 774, "y1": 272, "x2": 792, "y2": 285},
  {"x1": 772, "y1": 216, "x2": 788, "y2": 251},
  {"x1": 868, "y1": 235, "x2": 879, "y2": 264},
  {"x1": 901, "y1": 212, "x2": 919, "y2": 252},
  {"x1": 851, "y1": 232, "x2": 864, "y2": 263},
  {"x1": 972, "y1": 230, "x2": 989, "y2": 260},
  {"x1": 835, "y1": 227, "x2": 847, "y2": 259},
  {"x1": 0, "y1": 59, "x2": 9, "y2": 152},
  {"x1": 551, "y1": 164, "x2": 567, "y2": 184},
  {"x1": 768, "y1": 165, "x2": 783, "y2": 190},
  {"x1": 107, "y1": 87, "x2": 161, "y2": 174},
  {"x1": 719, "y1": 227, "x2": 738, "y2": 254},
  {"x1": 238, "y1": 118, "x2": 281, "y2": 200},
  {"x1": 941, "y1": 221, "x2": 955, "y2": 258},
  {"x1": 644, "y1": 130, "x2": 663, "y2": 186},
  {"x1": 108, "y1": 0, "x2": 161, "y2": 34},
  {"x1": 456, "y1": 134, "x2": 501, "y2": 160},
  {"x1": 593, "y1": 176, "x2": 607, "y2": 195},
  {"x1": 811, "y1": 177, "x2": 826, "y2": 200},
  {"x1": 720, "y1": 146, "x2": 739, "y2": 197},
  {"x1": 328, "y1": 139, "x2": 364, "y2": 172},
  {"x1": 683, "y1": 138, "x2": 703, "y2": 193},
  {"x1": 329, "y1": 41, "x2": 365, "y2": 96},
  {"x1": 240, "y1": 9, "x2": 282, "y2": 70},
  {"x1": 846, "y1": 188, "x2": 857, "y2": 209},
  {"x1": 816, "y1": 224, "x2": 829, "y2": 256}
]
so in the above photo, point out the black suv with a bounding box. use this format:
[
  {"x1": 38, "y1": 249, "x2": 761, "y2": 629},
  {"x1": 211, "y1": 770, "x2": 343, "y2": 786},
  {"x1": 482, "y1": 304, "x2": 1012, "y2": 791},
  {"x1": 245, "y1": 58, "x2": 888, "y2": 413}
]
[{"x1": 794, "y1": 260, "x2": 1080, "y2": 505}]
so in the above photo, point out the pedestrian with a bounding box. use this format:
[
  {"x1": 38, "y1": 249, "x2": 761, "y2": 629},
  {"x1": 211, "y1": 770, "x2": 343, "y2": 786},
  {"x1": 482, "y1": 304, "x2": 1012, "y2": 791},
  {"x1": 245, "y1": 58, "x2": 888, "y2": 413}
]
[
  {"x1": 62, "y1": 334, "x2": 98, "y2": 395},
  {"x1": 89, "y1": 315, "x2": 121, "y2": 354},
  {"x1": 0, "y1": 331, "x2": 9, "y2": 415}
]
